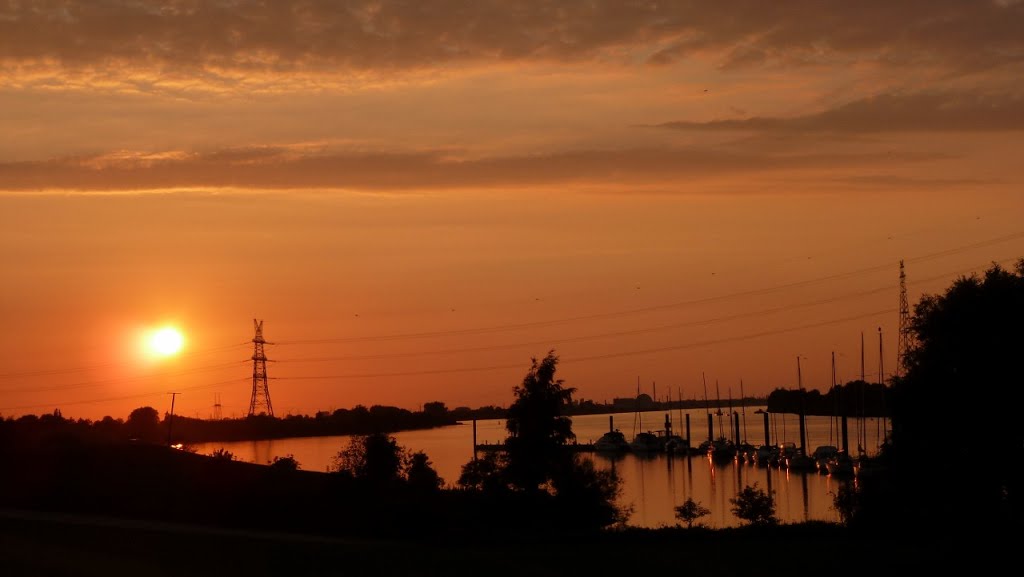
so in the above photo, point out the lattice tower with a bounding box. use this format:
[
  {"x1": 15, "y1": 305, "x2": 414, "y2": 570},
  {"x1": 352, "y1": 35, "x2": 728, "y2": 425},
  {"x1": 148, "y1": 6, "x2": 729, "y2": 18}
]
[
  {"x1": 248, "y1": 319, "x2": 274, "y2": 417},
  {"x1": 897, "y1": 260, "x2": 912, "y2": 377}
]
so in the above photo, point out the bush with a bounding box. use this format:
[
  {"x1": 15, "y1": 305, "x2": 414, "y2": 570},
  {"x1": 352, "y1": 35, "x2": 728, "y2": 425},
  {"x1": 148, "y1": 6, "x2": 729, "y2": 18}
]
[
  {"x1": 675, "y1": 497, "x2": 711, "y2": 528},
  {"x1": 331, "y1": 433, "x2": 407, "y2": 484},
  {"x1": 730, "y1": 483, "x2": 777, "y2": 526},
  {"x1": 211, "y1": 448, "x2": 235, "y2": 461},
  {"x1": 406, "y1": 451, "x2": 443, "y2": 491},
  {"x1": 457, "y1": 452, "x2": 506, "y2": 492},
  {"x1": 269, "y1": 454, "x2": 300, "y2": 471}
]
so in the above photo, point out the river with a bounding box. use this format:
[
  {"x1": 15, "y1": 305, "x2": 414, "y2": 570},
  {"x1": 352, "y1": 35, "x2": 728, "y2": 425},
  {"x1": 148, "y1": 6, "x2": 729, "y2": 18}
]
[{"x1": 192, "y1": 407, "x2": 889, "y2": 528}]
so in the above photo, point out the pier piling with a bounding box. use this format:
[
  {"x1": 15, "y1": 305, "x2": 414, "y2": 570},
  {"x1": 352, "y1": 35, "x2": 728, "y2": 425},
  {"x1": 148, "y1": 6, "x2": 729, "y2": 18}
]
[
  {"x1": 841, "y1": 415, "x2": 849, "y2": 453},
  {"x1": 763, "y1": 411, "x2": 771, "y2": 446},
  {"x1": 798, "y1": 412, "x2": 807, "y2": 454}
]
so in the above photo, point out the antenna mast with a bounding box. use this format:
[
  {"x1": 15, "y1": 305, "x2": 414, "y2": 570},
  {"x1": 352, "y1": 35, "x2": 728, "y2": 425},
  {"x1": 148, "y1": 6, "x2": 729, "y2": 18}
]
[{"x1": 248, "y1": 319, "x2": 274, "y2": 417}]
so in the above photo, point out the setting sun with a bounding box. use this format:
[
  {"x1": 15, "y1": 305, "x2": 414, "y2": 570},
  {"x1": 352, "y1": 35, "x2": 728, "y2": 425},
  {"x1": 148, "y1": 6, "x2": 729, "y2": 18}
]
[{"x1": 149, "y1": 327, "x2": 185, "y2": 357}]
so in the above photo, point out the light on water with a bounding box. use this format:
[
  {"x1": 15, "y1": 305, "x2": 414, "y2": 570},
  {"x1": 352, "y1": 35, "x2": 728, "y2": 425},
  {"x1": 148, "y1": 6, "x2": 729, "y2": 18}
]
[{"x1": 194, "y1": 407, "x2": 886, "y2": 528}]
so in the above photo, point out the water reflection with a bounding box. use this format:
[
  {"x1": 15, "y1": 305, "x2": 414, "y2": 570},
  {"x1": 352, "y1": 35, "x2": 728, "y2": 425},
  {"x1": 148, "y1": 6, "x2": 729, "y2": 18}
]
[
  {"x1": 576, "y1": 448, "x2": 842, "y2": 528},
  {"x1": 193, "y1": 408, "x2": 871, "y2": 528}
]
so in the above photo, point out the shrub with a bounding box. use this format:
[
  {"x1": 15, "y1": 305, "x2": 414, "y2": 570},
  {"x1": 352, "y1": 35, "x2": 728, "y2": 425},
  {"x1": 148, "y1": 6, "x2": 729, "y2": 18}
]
[{"x1": 730, "y1": 483, "x2": 777, "y2": 526}]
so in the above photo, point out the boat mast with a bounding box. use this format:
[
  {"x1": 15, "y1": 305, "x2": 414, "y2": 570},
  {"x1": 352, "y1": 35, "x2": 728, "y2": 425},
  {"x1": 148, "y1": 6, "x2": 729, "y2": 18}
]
[
  {"x1": 830, "y1": 351, "x2": 837, "y2": 446},
  {"x1": 797, "y1": 355, "x2": 806, "y2": 453},
  {"x1": 652, "y1": 381, "x2": 657, "y2": 433},
  {"x1": 878, "y1": 327, "x2": 888, "y2": 446},
  {"x1": 677, "y1": 386, "x2": 685, "y2": 441},
  {"x1": 715, "y1": 380, "x2": 724, "y2": 439},
  {"x1": 860, "y1": 332, "x2": 866, "y2": 455},
  {"x1": 633, "y1": 375, "x2": 641, "y2": 438},
  {"x1": 727, "y1": 386, "x2": 734, "y2": 444},
  {"x1": 702, "y1": 372, "x2": 710, "y2": 419},
  {"x1": 740, "y1": 379, "x2": 748, "y2": 444}
]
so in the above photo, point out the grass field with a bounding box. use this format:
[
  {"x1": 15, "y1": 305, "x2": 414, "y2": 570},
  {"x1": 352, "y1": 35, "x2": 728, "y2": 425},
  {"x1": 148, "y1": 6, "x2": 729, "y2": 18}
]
[{"x1": 1, "y1": 508, "x2": 1005, "y2": 577}]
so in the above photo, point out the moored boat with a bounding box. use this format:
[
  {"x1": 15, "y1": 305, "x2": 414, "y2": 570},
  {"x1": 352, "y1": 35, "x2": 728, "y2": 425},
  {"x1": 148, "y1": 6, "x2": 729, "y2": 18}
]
[
  {"x1": 786, "y1": 449, "x2": 816, "y2": 471},
  {"x1": 630, "y1": 431, "x2": 665, "y2": 453},
  {"x1": 594, "y1": 429, "x2": 630, "y2": 453},
  {"x1": 758, "y1": 444, "x2": 777, "y2": 466},
  {"x1": 812, "y1": 445, "x2": 839, "y2": 474},
  {"x1": 826, "y1": 450, "x2": 855, "y2": 477},
  {"x1": 707, "y1": 436, "x2": 737, "y2": 463}
]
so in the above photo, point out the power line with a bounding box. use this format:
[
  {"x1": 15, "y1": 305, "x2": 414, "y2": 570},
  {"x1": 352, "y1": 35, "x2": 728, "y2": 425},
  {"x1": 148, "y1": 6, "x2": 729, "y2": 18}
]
[
  {"x1": 0, "y1": 360, "x2": 246, "y2": 394},
  {"x1": 268, "y1": 257, "x2": 1018, "y2": 364},
  {"x1": 0, "y1": 342, "x2": 249, "y2": 381},
  {"x1": 274, "y1": 232, "x2": 1024, "y2": 346},
  {"x1": 271, "y1": 307, "x2": 893, "y2": 382},
  {"x1": 0, "y1": 378, "x2": 247, "y2": 413}
]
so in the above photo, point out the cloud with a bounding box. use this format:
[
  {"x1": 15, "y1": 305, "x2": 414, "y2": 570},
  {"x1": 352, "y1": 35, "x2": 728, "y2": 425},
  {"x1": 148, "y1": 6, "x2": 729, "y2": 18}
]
[
  {"x1": 0, "y1": 144, "x2": 930, "y2": 193},
  {"x1": 653, "y1": 92, "x2": 1024, "y2": 133},
  {"x1": 1, "y1": 1, "x2": 1021, "y2": 79}
]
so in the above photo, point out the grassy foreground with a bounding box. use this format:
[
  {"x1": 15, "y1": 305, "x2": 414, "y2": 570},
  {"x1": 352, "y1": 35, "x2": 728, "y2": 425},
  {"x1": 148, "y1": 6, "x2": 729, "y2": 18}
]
[{"x1": 1, "y1": 507, "x2": 1009, "y2": 577}]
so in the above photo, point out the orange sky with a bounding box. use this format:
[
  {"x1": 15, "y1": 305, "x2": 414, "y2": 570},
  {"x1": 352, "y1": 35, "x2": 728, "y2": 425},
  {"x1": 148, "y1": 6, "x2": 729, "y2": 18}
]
[{"x1": 2, "y1": 1, "x2": 1023, "y2": 420}]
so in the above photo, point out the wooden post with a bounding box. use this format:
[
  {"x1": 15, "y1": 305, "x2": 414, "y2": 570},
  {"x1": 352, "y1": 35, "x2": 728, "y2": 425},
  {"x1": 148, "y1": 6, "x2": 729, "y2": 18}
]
[
  {"x1": 733, "y1": 411, "x2": 741, "y2": 445},
  {"x1": 685, "y1": 413, "x2": 691, "y2": 446},
  {"x1": 841, "y1": 415, "x2": 849, "y2": 454},
  {"x1": 798, "y1": 412, "x2": 807, "y2": 454},
  {"x1": 608, "y1": 414, "x2": 614, "y2": 433},
  {"x1": 763, "y1": 411, "x2": 771, "y2": 446},
  {"x1": 707, "y1": 413, "x2": 714, "y2": 442},
  {"x1": 472, "y1": 418, "x2": 478, "y2": 461}
]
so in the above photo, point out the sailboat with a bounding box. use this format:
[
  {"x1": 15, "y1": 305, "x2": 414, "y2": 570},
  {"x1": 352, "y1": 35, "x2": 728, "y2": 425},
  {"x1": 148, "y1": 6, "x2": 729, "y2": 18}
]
[
  {"x1": 824, "y1": 351, "x2": 855, "y2": 477},
  {"x1": 630, "y1": 380, "x2": 664, "y2": 454},
  {"x1": 662, "y1": 387, "x2": 687, "y2": 454},
  {"x1": 853, "y1": 328, "x2": 891, "y2": 479},
  {"x1": 735, "y1": 381, "x2": 756, "y2": 463},
  {"x1": 812, "y1": 352, "x2": 841, "y2": 475},
  {"x1": 785, "y1": 356, "x2": 816, "y2": 472},
  {"x1": 706, "y1": 380, "x2": 737, "y2": 464}
]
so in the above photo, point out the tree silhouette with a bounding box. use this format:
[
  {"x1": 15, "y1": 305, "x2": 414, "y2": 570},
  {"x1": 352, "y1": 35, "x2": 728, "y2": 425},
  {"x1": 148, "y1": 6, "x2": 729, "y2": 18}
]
[
  {"x1": 405, "y1": 451, "x2": 443, "y2": 492},
  {"x1": 503, "y1": 350, "x2": 576, "y2": 491},
  {"x1": 126, "y1": 406, "x2": 160, "y2": 443},
  {"x1": 457, "y1": 452, "x2": 506, "y2": 492},
  {"x1": 675, "y1": 497, "x2": 711, "y2": 528},
  {"x1": 730, "y1": 483, "x2": 777, "y2": 526},
  {"x1": 331, "y1": 432, "x2": 407, "y2": 485},
  {"x1": 891, "y1": 259, "x2": 1024, "y2": 526},
  {"x1": 460, "y1": 351, "x2": 627, "y2": 528}
]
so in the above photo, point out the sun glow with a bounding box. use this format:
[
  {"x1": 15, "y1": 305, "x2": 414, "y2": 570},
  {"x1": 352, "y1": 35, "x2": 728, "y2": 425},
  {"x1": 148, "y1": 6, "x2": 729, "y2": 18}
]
[{"x1": 149, "y1": 327, "x2": 185, "y2": 357}]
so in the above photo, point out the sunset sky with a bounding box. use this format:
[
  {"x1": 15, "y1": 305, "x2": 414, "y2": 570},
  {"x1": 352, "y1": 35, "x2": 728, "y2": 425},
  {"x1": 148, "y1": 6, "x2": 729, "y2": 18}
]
[{"x1": 2, "y1": 1, "x2": 1023, "y2": 420}]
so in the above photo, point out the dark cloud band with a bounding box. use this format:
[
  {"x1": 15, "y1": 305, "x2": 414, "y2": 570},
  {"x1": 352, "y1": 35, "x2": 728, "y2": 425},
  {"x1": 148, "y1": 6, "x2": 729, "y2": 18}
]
[{"x1": 2, "y1": 1, "x2": 1021, "y2": 72}]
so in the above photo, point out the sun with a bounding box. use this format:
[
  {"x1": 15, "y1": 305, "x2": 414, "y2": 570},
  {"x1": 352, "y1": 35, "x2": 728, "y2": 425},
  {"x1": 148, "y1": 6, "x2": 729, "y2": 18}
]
[{"x1": 149, "y1": 327, "x2": 185, "y2": 357}]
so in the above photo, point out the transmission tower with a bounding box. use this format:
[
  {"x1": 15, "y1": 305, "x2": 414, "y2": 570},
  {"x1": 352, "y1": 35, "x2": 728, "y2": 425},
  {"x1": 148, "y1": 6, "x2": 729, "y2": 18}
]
[
  {"x1": 212, "y1": 393, "x2": 223, "y2": 420},
  {"x1": 897, "y1": 260, "x2": 912, "y2": 377},
  {"x1": 248, "y1": 319, "x2": 274, "y2": 417}
]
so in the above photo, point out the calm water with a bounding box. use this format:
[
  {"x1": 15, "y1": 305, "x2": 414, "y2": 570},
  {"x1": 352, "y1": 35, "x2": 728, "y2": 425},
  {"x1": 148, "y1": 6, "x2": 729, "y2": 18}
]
[{"x1": 193, "y1": 407, "x2": 888, "y2": 528}]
